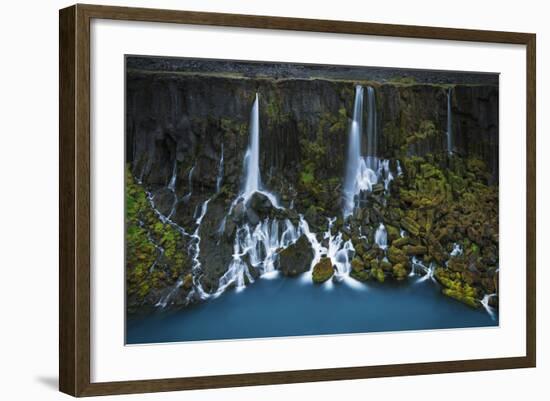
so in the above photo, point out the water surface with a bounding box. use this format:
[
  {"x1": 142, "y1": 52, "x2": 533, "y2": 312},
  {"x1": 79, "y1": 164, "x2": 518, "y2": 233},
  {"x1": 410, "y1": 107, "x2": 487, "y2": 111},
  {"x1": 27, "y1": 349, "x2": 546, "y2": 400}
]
[{"x1": 127, "y1": 274, "x2": 498, "y2": 344}]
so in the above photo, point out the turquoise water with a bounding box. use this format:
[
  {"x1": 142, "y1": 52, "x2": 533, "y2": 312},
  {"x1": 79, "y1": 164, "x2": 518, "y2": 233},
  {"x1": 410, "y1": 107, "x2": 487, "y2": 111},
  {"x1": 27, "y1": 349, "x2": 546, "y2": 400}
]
[{"x1": 126, "y1": 274, "x2": 498, "y2": 344}]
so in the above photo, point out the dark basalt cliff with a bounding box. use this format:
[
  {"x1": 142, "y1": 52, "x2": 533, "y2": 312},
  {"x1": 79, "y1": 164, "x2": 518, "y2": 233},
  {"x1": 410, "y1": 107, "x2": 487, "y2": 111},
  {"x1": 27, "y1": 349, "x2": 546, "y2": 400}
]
[
  {"x1": 127, "y1": 72, "x2": 498, "y2": 194},
  {"x1": 125, "y1": 67, "x2": 499, "y2": 312}
]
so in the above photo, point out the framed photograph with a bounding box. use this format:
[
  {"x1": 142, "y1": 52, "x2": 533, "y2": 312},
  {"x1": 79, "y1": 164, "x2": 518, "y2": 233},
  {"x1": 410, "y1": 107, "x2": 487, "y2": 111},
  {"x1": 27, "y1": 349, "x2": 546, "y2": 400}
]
[{"x1": 59, "y1": 4, "x2": 536, "y2": 397}]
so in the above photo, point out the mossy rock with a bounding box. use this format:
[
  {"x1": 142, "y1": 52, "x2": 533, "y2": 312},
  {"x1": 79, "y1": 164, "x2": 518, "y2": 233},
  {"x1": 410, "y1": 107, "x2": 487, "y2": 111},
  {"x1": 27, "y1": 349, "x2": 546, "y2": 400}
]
[
  {"x1": 388, "y1": 246, "x2": 408, "y2": 265},
  {"x1": 312, "y1": 257, "x2": 334, "y2": 283},
  {"x1": 183, "y1": 273, "x2": 193, "y2": 290},
  {"x1": 380, "y1": 260, "x2": 393, "y2": 272},
  {"x1": 392, "y1": 236, "x2": 409, "y2": 248},
  {"x1": 442, "y1": 288, "x2": 480, "y2": 308},
  {"x1": 392, "y1": 263, "x2": 408, "y2": 281},
  {"x1": 278, "y1": 236, "x2": 314, "y2": 277},
  {"x1": 404, "y1": 245, "x2": 427, "y2": 256},
  {"x1": 370, "y1": 266, "x2": 385, "y2": 283},
  {"x1": 351, "y1": 257, "x2": 365, "y2": 273},
  {"x1": 350, "y1": 269, "x2": 370, "y2": 282},
  {"x1": 386, "y1": 224, "x2": 400, "y2": 241},
  {"x1": 400, "y1": 216, "x2": 420, "y2": 237}
]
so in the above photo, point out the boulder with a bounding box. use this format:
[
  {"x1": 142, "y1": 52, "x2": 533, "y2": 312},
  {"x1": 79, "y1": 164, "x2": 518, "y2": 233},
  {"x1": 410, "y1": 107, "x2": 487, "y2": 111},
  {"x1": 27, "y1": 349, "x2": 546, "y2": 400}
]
[
  {"x1": 404, "y1": 245, "x2": 427, "y2": 256},
  {"x1": 392, "y1": 236, "x2": 409, "y2": 248},
  {"x1": 246, "y1": 191, "x2": 274, "y2": 214},
  {"x1": 278, "y1": 236, "x2": 313, "y2": 277},
  {"x1": 392, "y1": 263, "x2": 408, "y2": 280},
  {"x1": 312, "y1": 257, "x2": 334, "y2": 283},
  {"x1": 350, "y1": 269, "x2": 370, "y2": 282},
  {"x1": 246, "y1": 208, "x2": 260, "y2": 226}
]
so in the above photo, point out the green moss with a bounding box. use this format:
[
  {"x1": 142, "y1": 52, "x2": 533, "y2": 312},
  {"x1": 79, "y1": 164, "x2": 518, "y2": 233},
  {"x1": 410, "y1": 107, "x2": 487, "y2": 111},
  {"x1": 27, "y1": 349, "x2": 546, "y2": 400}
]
[
  {"x1": 125, "y1": 165, "x2": 190, "y2": 304},
  {"x1": 312, "y1": 257, "x2": 334, "y2": 283},
  {"x1": 388, "y1": 76, "x2": 418, "y2": 85}
]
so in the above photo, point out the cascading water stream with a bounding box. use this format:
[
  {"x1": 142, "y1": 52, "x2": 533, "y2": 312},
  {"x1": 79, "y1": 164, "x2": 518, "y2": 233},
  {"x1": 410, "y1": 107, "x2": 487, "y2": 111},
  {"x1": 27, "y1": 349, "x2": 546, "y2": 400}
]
[
  {"x1": 243, "y1": 94, "x2": 261, "y2": 198},
  {"x1": 182, "y1": 164, "x2": 195, "y2": 203},
  {"x1": 365, "y1": 85, "x2": 378, "y2": 170},
  {"x1": 481, "y1": 293, "x2": 497, "y2": 320},
  {"x1": 167, "y1": 160, "x2": 179, "y2": 219},
  {"x1": 410, "y1": 256, "x2": 436, "y2": 283},
  {"x1": 374, "y1": 223, "x2": 388, "y2": 250},
  {"x1": 216, "y1": 143, "x2": 224, "y2": 193},
  {"x1": 342, "y1": 85, "x2": 394, "y2": 218},
  {"x1": 342, "y1": 85, "x2": 364, "y2": 218}
]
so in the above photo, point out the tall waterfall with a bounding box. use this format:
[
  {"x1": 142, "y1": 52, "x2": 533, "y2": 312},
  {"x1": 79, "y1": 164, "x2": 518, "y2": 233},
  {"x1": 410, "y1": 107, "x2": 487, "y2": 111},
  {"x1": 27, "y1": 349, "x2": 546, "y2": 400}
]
[
  {"x1": 342, "y1": 85, "x2": 382, "y2": 218},
  {"x1": 447, "y1": 88, "x2": 453, "y2": 154},
  {"x1": 365, "y1": 86, "x2": 378, "y2": 169},
  {"x1": 243, "y1": 94, "x2": 262, "y2": 198},
  {"x1": 342, "y1": 85, "x2": 364, "y2": 218}
]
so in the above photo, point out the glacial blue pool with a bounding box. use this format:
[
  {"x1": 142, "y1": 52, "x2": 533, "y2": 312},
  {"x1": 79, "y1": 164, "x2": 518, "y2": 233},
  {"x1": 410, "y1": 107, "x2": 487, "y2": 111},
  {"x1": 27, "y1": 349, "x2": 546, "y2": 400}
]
[{"x1": 126, "y1": 273, "x2": 498, "y2": 344}]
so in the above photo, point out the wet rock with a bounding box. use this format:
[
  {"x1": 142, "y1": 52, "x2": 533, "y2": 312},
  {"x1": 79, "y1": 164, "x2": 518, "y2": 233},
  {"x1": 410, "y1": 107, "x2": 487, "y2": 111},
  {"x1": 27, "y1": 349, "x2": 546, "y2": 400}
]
[
  {"x1": 372, "y1": 183, "x2": 385, "y2": 194},
  {"x1": 231, "y1": 201, "x2": 246, "y2": 224},
  {"x1": 312, "y1": 257, "x2": 334, "y2": 283},
  {"x1": 246, "y1": 191, "x2": 274, "y2": 214},
  {"x1": 278, "y1": 236, "x2": 313, "y2": 277},
  {"x1": 246, "y1": 208, "x2": 260, "y2": 226}
]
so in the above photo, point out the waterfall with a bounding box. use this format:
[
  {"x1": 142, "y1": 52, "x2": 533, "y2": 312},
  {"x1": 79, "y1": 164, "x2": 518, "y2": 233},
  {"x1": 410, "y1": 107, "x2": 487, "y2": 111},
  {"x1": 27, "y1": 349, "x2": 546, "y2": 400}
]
[
  {"x1": 216, "y1": 218, "x2": 303, "y2": 294},
  {"x1": 450, "y1": 243, "x2": 463, "y2": 257},
  {"x1": 411, "y1": 257, "x2": 436, "y2": 283},
  {"x1": 481, "y1": 293, "x2": 497, "y2": 320},
  {"x1": 447, "y1": 88, "x2": 453, "y2": 154},
  {"x1": 374, "y1": 223, "x2": 388, "y2": 249},
  {"x1": 342, "y1": 85, "x2": 387, "y2": 218},
  {"x1": 365, "y1": 86, "x2": 378, "y2": 170},
  {"x1": 342, "y1": 85, "x2": 365, "y2": 218},
  {"x1": 167, "y1": 161, "x2": 179, "y2": 219},
  {"x1": 185, "y1": 198, "x2": 212, "y2": 301},
  {"x1": 216, "y1": 143, "x2": 224, "y2": 193},
  {"x1": 396, "y1": 160, "x2": 403, "y2": 177},
  {"x1": 231, "y1": 93, "x2": 280, "y2": 209},
  {"x1": 167, "y1": 160, "x2": 177, "y2": 191},
  {"x1": 243, "y1": 94, "x2": 262, "y2": 198},
  {"x1": 182, "y1": 164, "x2": 195, "y2": 203},
  {"x1": 299, "y1": 216, "x2": 358, "y2": 287},
  {"x1": 155, "y1": 279, "x2": 183, "y2": 308}
]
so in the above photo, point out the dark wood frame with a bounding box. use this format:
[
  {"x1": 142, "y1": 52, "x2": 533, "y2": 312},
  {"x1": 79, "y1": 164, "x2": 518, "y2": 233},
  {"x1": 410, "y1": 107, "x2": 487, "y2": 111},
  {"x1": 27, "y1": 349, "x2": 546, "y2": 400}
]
[{"x1": 59, "y1": 3, "x2": 536, "y2": 397}]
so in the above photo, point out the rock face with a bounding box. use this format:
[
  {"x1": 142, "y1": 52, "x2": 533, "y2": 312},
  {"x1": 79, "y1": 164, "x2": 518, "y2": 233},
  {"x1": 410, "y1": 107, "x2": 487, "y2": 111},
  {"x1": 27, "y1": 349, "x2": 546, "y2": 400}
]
[
  {"x1": 126, "y1": 74, "x2": 499, "y2": 204},
  {"x1": 125, "y1": 57, "x2": 499, "y2": 312},
  {"x1": 278, "y1": 237, "x2": 314, "y2": 277}
]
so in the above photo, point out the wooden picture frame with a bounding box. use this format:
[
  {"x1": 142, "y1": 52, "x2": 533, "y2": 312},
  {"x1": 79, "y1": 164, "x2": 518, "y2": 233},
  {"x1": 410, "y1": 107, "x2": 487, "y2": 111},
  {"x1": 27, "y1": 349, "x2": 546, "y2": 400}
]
[{"x1": 59, "y1": 3, "x2": 536, "y2": 397}]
